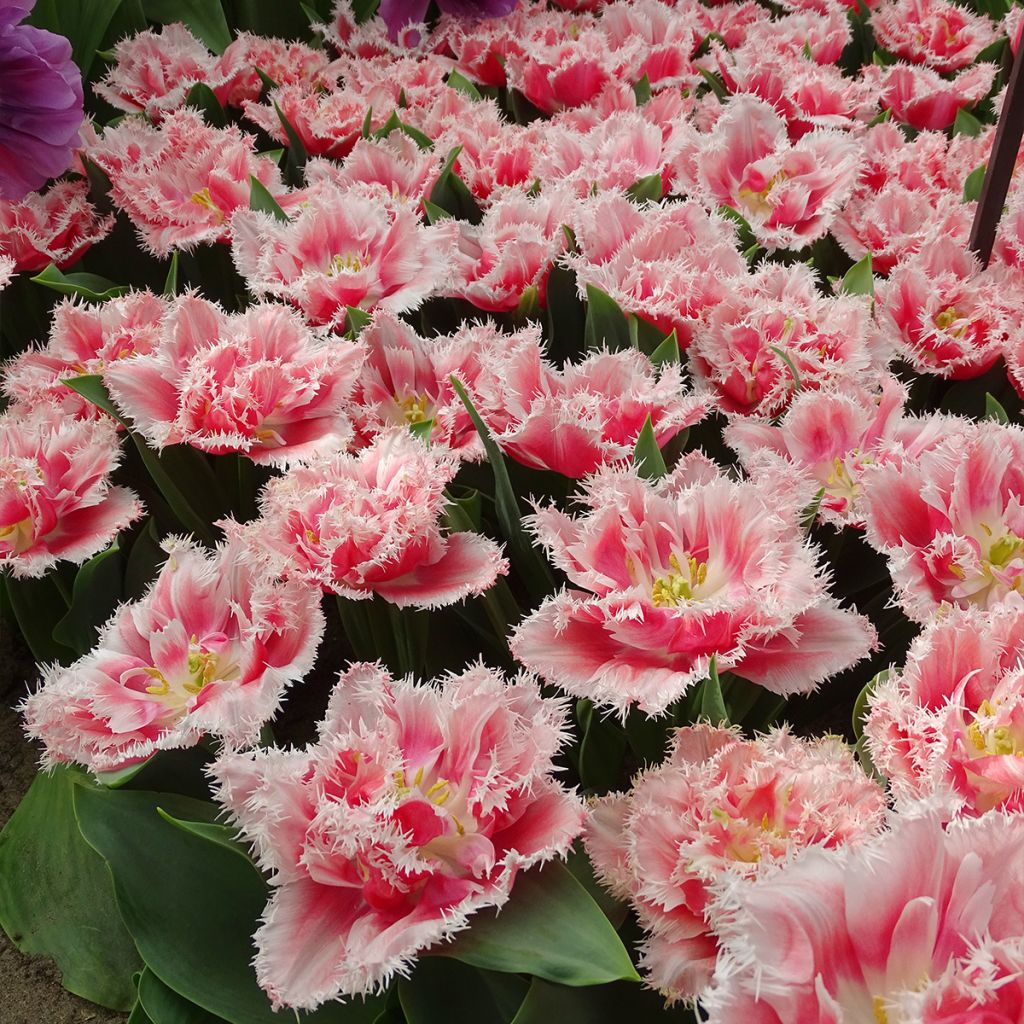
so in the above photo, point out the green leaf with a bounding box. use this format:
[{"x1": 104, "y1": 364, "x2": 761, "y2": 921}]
[
  {"x1": 352, "y1": 0, "x2": 380, "y2": 23},
  {"x1": 75, "y1": 787, "x2": 383, "y2": 1024},
  {"x1": 142, "y1": 0, "x2": 232, "y2": 53},
  {"x1": 576, "y1": 700, "x2": 628, "y2": 793},
  {"x1": 32, "y1": 264, "x2": 128, "y2": 302},
  {"x1": 155, "y1": 809, "x2": 255, "y2": 871},
  {"x1": 696, "y1": 66, "x2": 728, "y2": 100},
  {"x1": 443, "y1": 862, "x2": 639, "y2": 986},
  {"x1": 125, "y1": 517, "x2": 165, "y2": 600},
  {"x1": 248, "y1": 177, "x2": 289, "y2": 223},
  {"x1": 964, "y1": 163, "x2": 987, "y2": 203},
  {"x1": 717, "y1": 204, "x2": 756, "y2": 251},
  {"x1": 409, "y1": 417, "x2": 435, "y2": 443},
  {"x1": 510, "y1": 978, "x2": 673, "y2": 1024},
  {"x1": 346, "y1": 305, "x2": 372, "y2": 337},
  {"x1": 625, "y1": 172, "x2": 663, "y2": 203},
  {"x1": 985, "y1": 392, "x2": 1010, "y2": 424},
  {"x1": 397, "y1": 121, "x2": 433, "y2": 150},
  {"x1": 164, "y1": 252, "x2": 180, "y2": 297},
  {"x1": 26, "y1": 0, "x2": 125, "y2": 78},
  {"x1": 428, "y1": 146, "x2": 482, "y2": 223},
  {"x1": 769, "y1": 345, "x2": 803, "y2": 391},
  {"x1": 852, "y1": 668, "x2": 889, "y2": 740},
  {"x1": 2, "y1": 574, "x2": 76, "y2": 665},
  {"x1": 423, "y1": 199, "x2": 453, "y2": 223},
  {"x1": 447, "y1": 70, "x2": 483, "y2": 101},
  {"x1": 584, "y1": 284, "x2": 631, "y2": 352},
  {"x1": 52, "y1": 540, "x2": 123, "y2": 655},
  {"x1": 800, "y1": 487, "x2": 826, "y2": 535},
  {"x1": 699, "y1": 657, "x2": 729, "y2": 726},
  {"x1": 273, "y1": 100, "x2": 309, "y2": 186},
  {"x1": 96, "y1": 758, "x2": 155, "y2": 790},
  {"x1": 138, "y1": 968, "x2": 225, "y2": 1024},
  {"x1": 953, "y1": 108, "x2": 984, "y2": 138},
  {"x1": 62, "y1": 373, "x2": 126, "y2": 423},
  {"x1": 632, "y1": 73, "x2": 651, "y2": 105},
  {"x1": 648, "y1": 330, "x2": 680, "y2": 366},
  {"x1": 185, "y1": 82, "x2": 228, "y2": 127},
  {"x1": 838, "y1": 253, "x2": 874, "y2": 296},
  {"x1": 515, "y1": 284, "x2": 540, "y2": 321},
  {"x1": 0, "y1": 768, "x2": 142, "y2": 1010},
  {"x1": 451, "y1": 378, "x2": 554, "y2": 601},
  {"x1": 632, "y1": 415, "x2": 667, "y2": 480},
  {"x1": 400, "y1": 959, "x2": 527, "y2": 1024}
]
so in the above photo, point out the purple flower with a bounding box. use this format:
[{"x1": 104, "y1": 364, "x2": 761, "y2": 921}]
[
  {"x1": 377, "y1": 0, "x2": 519, "y2": 40},
  {"x1": 0, "y1": 0, "x2": 83, "y2": 200}
]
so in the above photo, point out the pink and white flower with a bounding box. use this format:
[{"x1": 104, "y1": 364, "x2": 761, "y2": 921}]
[
  {"x1": 475, "y1": 332, "x2": 710, "y2": 478},
  {"x1": 866, "y1": 601, "x2": 1024, "y2": 816},
  {"x1": 506, "y1": 30, "x2": 613, "y2": 115},
  {"x1": 448, "y1": 189, "x2": 575, "y2": 313},
  {"x1": 2, "y1": 290, "x2": 168, "y2": 421},
  {"x1": 210, "y1": 662, "x2": 585, "y2": 1007},
  {"x1": 22, "y1": 536, "x2": 324, "y2": 771},
  {"x1": 865, "y1": 60, "x2": 997, "y2": 130},
  {"x1": 0, "y1": 403, "x2": 141, "y2": 578},
  {"x1": 88, "y1": 110, "x2": 292, "y2": 257},
  {"x1": 230, "y1": 184, "x2": 458, "y2": 328},
  {"x1": 213, "y1": 32, "x2": 334, "y2": 108},
  {"x1": 686, "y1": 95, "x2": 861, "y2": 251},
  {"x1": 511, "y1": 455, "x2": 876, "y2": 714},
  {"x1": 586, "y1": 724, "x2": 886, "y2": 1002},
  {"x1": 350, "y1": 311, "x2": 502, "y2": 457},
  {"x1": 703, "y1": 813, "x2": 1024, "y2": 1023},
  {"x1": 568, "y1": 192, "x2": 746, "y2": 348},
  {"x1": 871, "y1": 0, "x2": 1001, "y2": 72},
  {"x1": 726, "y1": 378, "x2": 956, "y2": 528},
  {"x1": 104, "y1": 295, "x2": 362, "y2": 465},
  {"x1": 860, "y1": 421, "x2": 1024, "y2": 621},
  {"x1": 228, "y1": 430, "x2": 507, "y2": 608},
  {"x1": 690, "y1": 262, "x2": 890, "y2": 418},
  {"x1": 94, "y1": 23, "x2": 223, "y2": 120},
  {"x1": 0, "y1": 179, "x2": 114, "y2": 272}
]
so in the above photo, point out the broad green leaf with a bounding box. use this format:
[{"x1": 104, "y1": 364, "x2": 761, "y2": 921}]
[
  {"x1": 953, "y1": 108, "x2": 983, "y2": 138},
  {"x1": 451, "y1": 378, "x2": 554, "y2": 601},
  {"x1": 717, "y1": 204, "x2": 756, "y2": 251},
  {"x1": 96, "y1": 758, "x2": 155, "y2": 789},
  {"x1": 516, "y1": 284, "x2": 540, "y2": 320},
  {"x1": 399, "y1": 959, "x2": 527, "y2": 1024},
  {"x1": 964, "y1": 163, "x2": 987, "y2": 203},
  {"x1": 985, "y1": 392, "x2": 1010, "y2": 424},
  {"x1": 510, "y1": 978, "x2": 675, "y2": 1024},
  {"x1": 130, "y1": 1002, "x2": 158, "y2": 1024},
  {"x1": 125, "y1": 517, "x2": 166, "y2": 600},
  {"x1": 138, "y1": 968, "x2": 225, "y2": 1024},
  {"x1": 26, "y1": 0, "x2": 125, "y2": 78},
  {"x1": 155, "y1": 809, "x2": 256, "y2": 870},
  {"x1": 74, "y1": 787, "x2": 383, "y2": 1024},
  {"x1": 423, "y1": 199, "x2": 453, "y2": 223},
  {"x1": 62, "y1": 373, "x2": 126, "y2": 422},
  {"x1": 447, "y1": 70, "x2": 483, "y2": 101},
  {"x1": 352, "y1": 0, "x2": 380, "y2": 22},
  {"x1": 2, "y1": 574, "x2": 76, "y2": 665},
  {"x1": 428, "y1": 146, "x2": 482, "y2": 223},
  {"x1": 626, "y1": 172, "x2": 663, "y2": 202},
  {"x1": 632, "y1": 74, "x2": 651, "y2": 105},
  {"x1": 32, "y1": 264, "x2": 128, "y2": 302},
  {"x1": 52, "y1": 540, "x2": 123, "y2": 655},
  {"x1": 699, "y1": 657, "x2": 729, "y2": 726},
  {"x1": 584, "y1": 284, "x2": 631, "y2": 352},
  {"x1": 231, "y1": 0, "x2": 312, "y2": 39},
  {"x1": 649, "y1": 330, "x2": 680, "y2": 366},
  {"x1": 143, "y1": 0, "x2": 232, "y2": 53},
  {"x1": 273, "y1": 100, "x2": 309, "y2": 186},
  {"x1": 346, "y1": 306, "x2": 372, "y2": 337},
  {"x1": 409, "y1": 418, "x2": 435, "y2": 443},
  {"x1": 443, "y1": 862, "x2": 639, "y2": 986},
  {"x1": 0, "y1": 768, "x2": 142, "y2": 1010},
  {"x1": 248, "y1": 177, "x2": 289, "y2": 223},
  {"x1": 696, "y1": 66, "x2": 728, "y2": 100},
  {"x1": 564, "y1": 848, "x2": 627, "y2": 929},
  {"x1": 185, "y1": 82, "x2": 227, "y2": 127},
  {"x1": 632, "y1": 415, "x2": 667, "y2": 480},
  {"x1": 164, "y1": 252, "x2": 180, "y2": 297},
  {"x1": 838, "y1": 253, "x2": 874, "y2": 296},
  {"x1": 545, "y1": 262, "x2": 585, "y2": 364}
]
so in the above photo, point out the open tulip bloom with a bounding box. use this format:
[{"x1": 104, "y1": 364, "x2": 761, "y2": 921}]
[{"x1": 9, "y1": 0, "x2": 1024, "y2": 1022}]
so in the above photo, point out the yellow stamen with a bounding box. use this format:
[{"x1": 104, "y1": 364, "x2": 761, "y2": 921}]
[
  {"x1": 329, "y1": 252, "x2": 363, "y2": 275},
  {"x1": 397, "y1": 392, "x2": 430, "y2": 425}
]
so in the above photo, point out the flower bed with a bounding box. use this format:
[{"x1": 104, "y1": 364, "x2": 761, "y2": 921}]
[{"x1": 2, "y1": 0, "x2": 1024, "y2": 1021}]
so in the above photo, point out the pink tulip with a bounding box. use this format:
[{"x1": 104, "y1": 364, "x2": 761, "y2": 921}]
[
  {"x1": 104, "y1": 295, "x2": 362, "y2": 465},
  {"x1": 2, "y1": 290, "x2": 168, "y2": 422},
  {"x1": 213, "y1": 32, "x2": 334, "y2": 109},
  {"x1": 586, "y1": 724, "x2": 886, "y2": 1003},
  {"x1": 0, "y1": 403, "x2": 141, "y2": 578},
  {"x1": 871, "y1": 0, "x2": 1001, "y2": 72},
  {"x1": 22, "y1": 535, "x2": 324, "y2": 771},
  {"x1": 865, "y1": 61, "x2": 996, "y2": 130},
  {"x1": 227, "y1": 430, "x2": 507, "y2": 608},
  {"x1": 704, "y1": 813, "x2": 1024, "y2": 1023},
  {"x1": 210, "y1": 662, "x2": 585, "y2": 1008},
  {"x1": 511, "y1": 455, "x2": 876, "y2": 714},
  {"x1": 230, "y1": 183, "x2": 458, "y2": 329},
  {"x1": 866, "y1": 600, "x2": 1024, "y2": 816},
  {"x1": 861, "y1": 421, "x2": 1024, "y2": 622}
]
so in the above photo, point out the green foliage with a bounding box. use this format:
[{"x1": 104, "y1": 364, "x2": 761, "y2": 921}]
[
  {"x1": 52, "y1": 540, "x2": 123, "y2": 655},
  {"x1": 584, "y1": 285, "x2": 631, "y2": 351},
  {"x1": 0, "y1": 768, "x2": 142, "y2": 1010},
  {"x1": 838, "y1": 253, "x2": 874, "y2": 296},
  {"x1": 32, "y1": 264, "x2": 128, "y2": 301},
  {"x1": 442, "y1": 862, "x2": 640, "y2": 986},
  {"x1": 26, "y1": 0, "x2": 125, "y2": 78},
  {"x1": 143, "y1": 0, "x2": 232, "y2": 52},
  {"x1": 632, "y1": 415, "x2": 668, "y2": 480},
  {"x1": 698, "y1": 657, "x2": 729, "y2": 726},
  {"x1": 248, "y1": 177, "x2": 289, "y2": 223}
]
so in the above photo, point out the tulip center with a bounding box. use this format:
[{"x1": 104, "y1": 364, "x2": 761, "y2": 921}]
[
  {"x1": 328, "y1": 251, "x2": 365, "y2": 275},
  {"x1": 738, "y1": 170, "x2": 789, "y2": 217},
  {"x1": 966, "y1": 699, "x2": 1024, "y2": 757},
  {"x1": 933, "y1": 305, "x2": 968, "y2": 337},
  {"x1": 873, "y1": 996, "x2": 889, "y2": 1024},
  {"x1": 134, "y1": 634, "x2": 233, "y2": 711},
  {"x1": 396, "y1": 392, "x2": 431, "y2": 425},
  {"x1": 651, "y1": 552, "x2": 708, "y2": 607},
  {"x1": 0, "y1": 515, "x2": 34, "y2": 555},
  {"x1": 190, "y1": 188, "x2": 225, "y2": 223}
]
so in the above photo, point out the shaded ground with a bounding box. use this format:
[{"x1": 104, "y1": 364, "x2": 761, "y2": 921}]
[{"x1": 0, "y1": 629, "x2": 125, "y2": 1024}]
